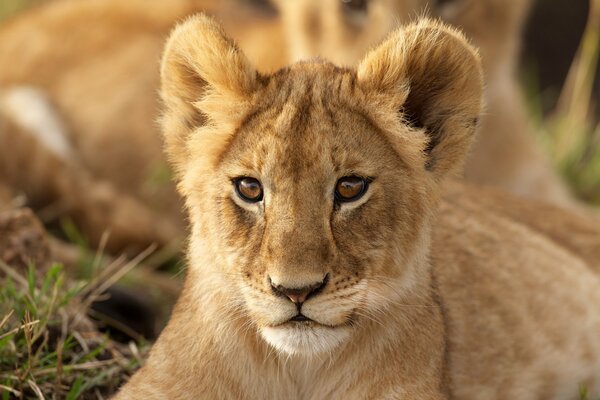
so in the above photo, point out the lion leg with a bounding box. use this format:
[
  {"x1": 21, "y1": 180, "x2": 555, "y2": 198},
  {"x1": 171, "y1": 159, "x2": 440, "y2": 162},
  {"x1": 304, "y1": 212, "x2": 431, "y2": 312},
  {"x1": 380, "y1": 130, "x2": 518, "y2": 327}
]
[{"x1": 0, "y1": 86, "x2": 181, "y2": 253}]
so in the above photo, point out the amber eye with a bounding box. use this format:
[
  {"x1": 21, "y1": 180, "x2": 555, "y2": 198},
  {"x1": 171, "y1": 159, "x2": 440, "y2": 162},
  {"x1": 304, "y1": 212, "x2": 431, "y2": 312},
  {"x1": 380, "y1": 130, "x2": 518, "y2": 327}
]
[
  {"x1": 335, "y1": 176, "x2": 369, "y2": 203},
  {"x1": 234, "y1": 177, "x2": 263, "y2": 203},
  {"x1": 340, "y1": 0, "x2": 368, "y2": 13}
]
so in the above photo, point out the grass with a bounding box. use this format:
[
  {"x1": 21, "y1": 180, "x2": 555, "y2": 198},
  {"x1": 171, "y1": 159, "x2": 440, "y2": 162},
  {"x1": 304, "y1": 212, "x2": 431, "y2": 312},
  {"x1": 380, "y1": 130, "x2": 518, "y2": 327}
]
[
  {"x1": 0, "y1": 211, "x2": 177, "y2": 399},
  {"x1": 0, "y1": 0, "x2": 41, "y2": 21},
  {"x1": 580, "y1": 385, "x2": 600, "y2": 400},
  {"x1": 0, "y1": 257, "x2": 150, "y2": 399},
  {"x1": 526, "y1": 0, "x2": 600, "y2": 205}
]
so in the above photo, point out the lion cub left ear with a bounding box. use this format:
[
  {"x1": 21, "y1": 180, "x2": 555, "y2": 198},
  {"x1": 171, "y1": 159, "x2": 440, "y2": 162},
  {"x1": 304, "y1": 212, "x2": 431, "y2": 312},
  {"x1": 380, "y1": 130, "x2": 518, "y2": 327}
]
[
  {"x1": 357, "y1": 20, "x2": 484, "y2": 179},
  {"x1": 160, "y1": 14, "x2": 259, "y2": 174}
]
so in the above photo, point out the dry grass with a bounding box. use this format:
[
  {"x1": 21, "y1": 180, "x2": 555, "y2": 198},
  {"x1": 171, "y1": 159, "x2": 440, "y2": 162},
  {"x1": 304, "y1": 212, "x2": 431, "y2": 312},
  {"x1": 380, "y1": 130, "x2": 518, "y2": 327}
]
[
  {"x1": 0, "y1": 0, "x2": 41, "y2": 20},
  {"x1": 0, "y1": 242, "x2": 157, "y2": 399},
  {"x1": 532, "y1": 0, "x2": 600, "y2": 205}
]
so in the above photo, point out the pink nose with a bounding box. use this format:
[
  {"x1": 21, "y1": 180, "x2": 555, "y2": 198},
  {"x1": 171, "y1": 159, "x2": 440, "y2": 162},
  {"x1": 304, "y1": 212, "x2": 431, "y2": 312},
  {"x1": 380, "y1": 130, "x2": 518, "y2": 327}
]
[
  {"x1": 269, "y1": 275, "x2": 329, "y2": 305},
  {"x1": 285, "y1": 291, "x2": 310, "y2": 305}
]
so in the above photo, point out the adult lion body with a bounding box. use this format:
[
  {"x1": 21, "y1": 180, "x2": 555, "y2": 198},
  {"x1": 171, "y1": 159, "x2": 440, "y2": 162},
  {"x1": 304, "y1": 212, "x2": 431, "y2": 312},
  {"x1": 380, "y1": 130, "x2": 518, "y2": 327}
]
[{"x1": 115, "y1": 16, "x2": 600, "y2": 399}]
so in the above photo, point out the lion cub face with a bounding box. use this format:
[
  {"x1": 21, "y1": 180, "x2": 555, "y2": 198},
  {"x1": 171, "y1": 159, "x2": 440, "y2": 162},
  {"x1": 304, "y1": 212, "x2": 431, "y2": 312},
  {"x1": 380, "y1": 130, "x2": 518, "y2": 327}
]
[
  {"x1": 214, "y1": 67, "x2": 431, "y2": 354},
  {"x1": 160, "y1": 16, "x2": 482, "y2": 355}
]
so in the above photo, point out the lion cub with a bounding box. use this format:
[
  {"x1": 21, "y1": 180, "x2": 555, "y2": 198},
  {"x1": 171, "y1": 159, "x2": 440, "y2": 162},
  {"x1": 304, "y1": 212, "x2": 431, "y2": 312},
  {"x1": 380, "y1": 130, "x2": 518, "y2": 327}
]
[{"x1": 115, "y1": 15, "x2": 600, "y2": 399}]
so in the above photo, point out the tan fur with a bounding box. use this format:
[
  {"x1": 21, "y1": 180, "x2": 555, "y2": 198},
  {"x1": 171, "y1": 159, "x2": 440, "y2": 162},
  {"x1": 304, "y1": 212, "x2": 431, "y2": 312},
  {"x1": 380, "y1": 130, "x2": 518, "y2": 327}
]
[
  {"x1": 274, "y1": 0, "x2": 575, "y2": 207},
  {"x1": 0, "y1": 88, "x2": 178, "y2": 252},
  {"x1": 0, "y1": 0, "x2": 286, "y2": 247},
  {"x1": 0, "y1": 0, "x2": 578, "y2": 250},
  {"x1": 115, "y1": 16, "x2": 600, "y2": 399}
]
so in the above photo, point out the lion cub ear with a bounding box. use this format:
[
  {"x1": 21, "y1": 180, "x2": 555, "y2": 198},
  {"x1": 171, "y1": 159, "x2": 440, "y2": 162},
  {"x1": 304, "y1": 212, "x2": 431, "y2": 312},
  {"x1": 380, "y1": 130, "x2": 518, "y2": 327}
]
[
  {"x1": 357, "y1": 20, "x2": 484, "y2": 179},
  {"x1": 160, "y1": 14, "x2": 258, "y2": 173}
]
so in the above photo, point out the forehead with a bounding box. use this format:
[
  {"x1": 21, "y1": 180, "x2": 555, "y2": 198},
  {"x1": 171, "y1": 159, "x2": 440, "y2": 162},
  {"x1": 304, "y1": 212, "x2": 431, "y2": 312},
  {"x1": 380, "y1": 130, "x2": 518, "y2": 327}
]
[{"x1": 220, "y1": 63, "x2": 401, "y2": 179}]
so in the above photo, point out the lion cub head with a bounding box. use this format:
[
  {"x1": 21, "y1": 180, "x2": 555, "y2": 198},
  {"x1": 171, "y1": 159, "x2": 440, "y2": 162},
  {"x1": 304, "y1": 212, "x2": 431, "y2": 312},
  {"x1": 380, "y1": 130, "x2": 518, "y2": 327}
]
[{"x1": 160, "y1": 15, "x2": 482, "y2": 356}]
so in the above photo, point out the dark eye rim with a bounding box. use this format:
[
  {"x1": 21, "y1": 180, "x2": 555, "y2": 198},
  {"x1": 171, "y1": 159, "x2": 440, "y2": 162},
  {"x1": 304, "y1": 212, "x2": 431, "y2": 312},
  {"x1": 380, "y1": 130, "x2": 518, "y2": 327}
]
[
  {"x1": 233, "y1": 177, "x2": 264, "y2": 203},
  {"x1": 334, "y1": 176, "x2": 371, "y2": 203}
]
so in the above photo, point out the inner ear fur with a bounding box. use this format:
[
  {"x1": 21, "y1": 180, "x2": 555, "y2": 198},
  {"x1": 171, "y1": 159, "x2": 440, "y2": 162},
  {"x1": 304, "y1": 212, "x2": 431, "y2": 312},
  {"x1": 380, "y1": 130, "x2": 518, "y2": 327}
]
[
  {"x1": 357, "y1": 19, "x2": 484, "y2": 178},
  {"x1": 160, "y1": 14, "x2": 258, "y2": 174}
]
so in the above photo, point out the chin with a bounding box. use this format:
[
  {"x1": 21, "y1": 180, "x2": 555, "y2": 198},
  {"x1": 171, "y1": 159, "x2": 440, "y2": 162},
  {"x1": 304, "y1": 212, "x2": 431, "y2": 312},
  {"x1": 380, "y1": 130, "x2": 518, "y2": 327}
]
[{"x1": 260, "y1": 322, "x2": 352, "y2": 356}]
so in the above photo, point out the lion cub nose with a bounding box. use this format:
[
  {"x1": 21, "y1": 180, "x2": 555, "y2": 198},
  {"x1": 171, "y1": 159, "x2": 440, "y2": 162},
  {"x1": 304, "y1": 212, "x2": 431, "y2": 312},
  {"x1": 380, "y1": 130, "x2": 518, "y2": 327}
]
[{"x1": 269, "y1": 275, "x2": 329, "y2": 305}]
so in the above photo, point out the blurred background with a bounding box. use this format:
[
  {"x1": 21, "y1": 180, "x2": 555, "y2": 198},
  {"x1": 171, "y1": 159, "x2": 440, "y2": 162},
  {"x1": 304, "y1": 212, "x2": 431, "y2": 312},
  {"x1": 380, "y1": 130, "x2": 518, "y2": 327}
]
[{"x1": 0, "y1": 0, "x2": 598, "y2": 398}]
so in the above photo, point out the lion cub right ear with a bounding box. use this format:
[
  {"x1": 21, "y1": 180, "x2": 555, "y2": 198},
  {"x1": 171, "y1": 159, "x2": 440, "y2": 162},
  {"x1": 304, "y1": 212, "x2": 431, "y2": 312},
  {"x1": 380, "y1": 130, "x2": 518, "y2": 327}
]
[
  {"x1": 357, "y1": 20, "x2": 484, "y2": 180},
  {"x1": 160, "y1": 14, "x2": 259, "y2": 174}
]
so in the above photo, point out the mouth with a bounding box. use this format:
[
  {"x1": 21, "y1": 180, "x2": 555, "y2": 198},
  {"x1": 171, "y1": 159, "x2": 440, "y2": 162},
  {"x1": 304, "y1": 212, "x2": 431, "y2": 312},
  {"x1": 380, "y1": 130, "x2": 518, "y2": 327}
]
[
  {"x1": 279, "y1": 314, "x2": 337, "y2": 328},
  {"x1": 289, "y1": 313, "x2": 311, "y2": 322},
  {"x1": 277, "y1": 311, "x2": 355, "y2": 328}
]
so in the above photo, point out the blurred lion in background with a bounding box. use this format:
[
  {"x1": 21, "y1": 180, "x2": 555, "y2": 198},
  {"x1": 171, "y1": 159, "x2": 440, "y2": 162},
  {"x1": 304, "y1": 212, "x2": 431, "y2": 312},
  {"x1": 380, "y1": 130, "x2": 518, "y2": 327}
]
[
  {"x1": 0, "y1": 0, "x2": 581, "y2": 252},
  {"x1": 274, "y1": 0, "x2": 574, "y2": 204},
  {"x1": 0, "y1": 0, "x2": 285, "y2": 252}
]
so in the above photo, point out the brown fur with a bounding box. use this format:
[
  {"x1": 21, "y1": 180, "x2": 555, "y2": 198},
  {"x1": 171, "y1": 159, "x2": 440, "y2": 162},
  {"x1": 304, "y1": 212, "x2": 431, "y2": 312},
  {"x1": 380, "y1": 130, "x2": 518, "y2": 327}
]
[
  {"x1": 0, "y1": 89, "x2": 178, "y2": 252},
  {"x1": 0, "y1": 0, "x2": 579, "y2": 250},
  {"x1": 115, "y1": 16, "x2": 600, "y2": 399},
  {"x1": 0, "y1": 0, "x2": 286, "y2": 247},
  {"x1": 274, "y1": 0, "x2": 575, "y2": 206}
]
